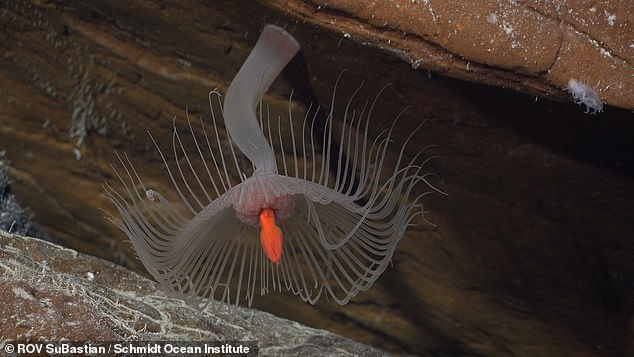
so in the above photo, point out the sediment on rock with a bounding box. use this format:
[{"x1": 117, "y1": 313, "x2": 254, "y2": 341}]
[{"x1": 0, "y1": 230, "x2": 387, "y2": 357}]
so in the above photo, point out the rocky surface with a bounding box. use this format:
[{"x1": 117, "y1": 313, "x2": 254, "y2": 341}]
[
  {"x1": 0, "y1": 165, "x2": 32, "y2": 236},
  {"x1": 0, "y1": 229, "x2": 387, "y2": 356},
  {"x1": 264, "y1": 0, "x2": 634, "y2": 110},
  {"x1": 0, "y1": 1, "x2": 633, "y2": 356}
]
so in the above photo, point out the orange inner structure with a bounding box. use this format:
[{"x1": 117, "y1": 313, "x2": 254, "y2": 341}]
[{"x1": 259, "y1": 208, "x2": 283, "y2": 264}]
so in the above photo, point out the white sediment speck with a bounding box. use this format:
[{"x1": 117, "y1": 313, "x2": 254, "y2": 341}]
[
  {"x1": 487, "y1": 13, "x2": 498, "y2": 24},
  {"x1": 13, "y1": 287, "x2": 34, "y2": 300},
  {"x1": 73, "y1": 147, "x2": 82, "y2": 161}
]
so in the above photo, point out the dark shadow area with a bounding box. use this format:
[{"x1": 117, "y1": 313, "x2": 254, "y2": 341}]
[{"x1": 447, "y1": 78, "x2": 634, "y2": 178}]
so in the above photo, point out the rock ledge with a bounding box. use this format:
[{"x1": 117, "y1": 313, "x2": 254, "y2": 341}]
[{"x1": 0, "y1": 230, "x2": 387, "y2": 356}]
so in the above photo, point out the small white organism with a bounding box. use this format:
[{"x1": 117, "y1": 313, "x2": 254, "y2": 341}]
[{"x1": 567, "y1": 78, "x2": 604, "y2": 114}]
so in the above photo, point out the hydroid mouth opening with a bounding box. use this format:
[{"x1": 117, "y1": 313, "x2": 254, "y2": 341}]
[{"x1": 259, "y1": 207, "x2": 283, "y2": 264}]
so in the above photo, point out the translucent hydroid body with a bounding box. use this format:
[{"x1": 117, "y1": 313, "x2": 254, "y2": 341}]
[{"x1": 105, "y1": 25, "x2": 439, "y2": 308}]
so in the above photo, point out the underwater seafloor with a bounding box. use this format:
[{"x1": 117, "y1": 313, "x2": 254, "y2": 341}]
[{"x1": 1, "y1": 1, "x2": 633, "y2": 356}]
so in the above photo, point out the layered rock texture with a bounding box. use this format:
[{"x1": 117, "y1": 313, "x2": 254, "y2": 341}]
[
  {"x1": 268, "y1": 0, "x2": 634, "y2": 110},
  {"x1": 0, "y1": 230, "x2": 386, "y2": 356},
  {"x1": 0, "y1": 1, "x2": 632, "y2": 356}
]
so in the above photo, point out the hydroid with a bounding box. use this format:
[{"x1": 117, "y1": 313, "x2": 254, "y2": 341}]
[{"x1": 104, "y1": 25, "x2": 441, "y2": 309}]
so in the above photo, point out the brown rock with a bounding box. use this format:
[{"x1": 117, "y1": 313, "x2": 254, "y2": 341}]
[
  {"x1": 0, "y1": 230, "x2": 387, "y2": 356},
  {"x1": 264, "y1": 0, "x2": 634, "y2": 110}
]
